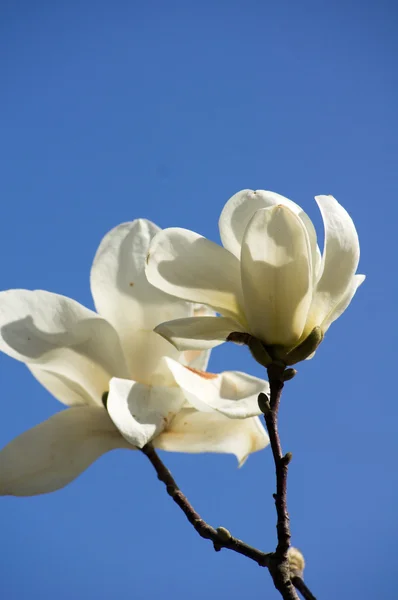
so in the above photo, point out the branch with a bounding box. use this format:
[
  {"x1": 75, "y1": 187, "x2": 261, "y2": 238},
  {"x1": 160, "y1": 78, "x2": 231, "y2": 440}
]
[
  {"x1": 291, "y1": 576, "x2": 318, "y2": 600},
  {"x1": 141, "y1": 443, "x2": 271, "y2": 567},
  {"x1": 260, "y1": 363, "x2": 300, "y2": 600},
  {"x1": 142, "y1": 369, "x2": 317, "y2": 600}
]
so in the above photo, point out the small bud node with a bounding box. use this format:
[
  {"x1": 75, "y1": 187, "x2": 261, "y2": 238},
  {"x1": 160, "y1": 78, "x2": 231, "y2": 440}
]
[
  {"x1": 216, "y1": 526, "x2": 232, "y2": 542},
  {"x1": 283, "y1": 368, "x2": 297, "y2": 381},
  {"x1": 258, "y1": 392, "x2": 271, "y2": 414},
  {"x1": 282, "y1": 452, "x2": 293, "y2": 465}
]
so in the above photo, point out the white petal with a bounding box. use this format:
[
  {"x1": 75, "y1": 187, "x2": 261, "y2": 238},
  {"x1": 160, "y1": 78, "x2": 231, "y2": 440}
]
[
  {"x1": 106, "y1": 377, "x2": 185, "y2": 449},
  {"x1": 0, "y1": 290, "x2": 128, "y2": 406},
  {"x1": 219, "y1": 189, "x2": 320, "y2": 276},
  {"x1": 321, "y1": 274, "x2": 366, "y2": 333},
  {"x1": 90, "y1": 220, "x2": 193, "y2": 384},
  {"x1": 28, "y1": 366, "x2": 95, "y2": 406},
  {"x1": 155, "y1": 409, "x2": 269, "y2": 465},
  {"x1": 309, "y1": 195, "x2": 361, "y2": 326},
  {"x1": 241, "y1": 206, "x2": 312, "y2": 346},
  {"x1": 145, "y1": 228, "x2": 245, "y2": 321},
  {"x1": 155, "y1": 316, "x2": 245, "y2": 351},
  {"x1": 0, "y1": 406, "x2": 130, "y2": 496},
  {"x1": 181, "y1": 304, "x2": 215, "y2": 371},
  {"x1": 164, "y1": 357, "x2": 269, "y2": 418}
]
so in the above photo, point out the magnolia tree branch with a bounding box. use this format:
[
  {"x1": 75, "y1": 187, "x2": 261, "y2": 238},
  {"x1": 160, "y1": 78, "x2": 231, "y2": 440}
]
[
  {"x1": 259, "y1": 362, "x2": 315, "y2": 600},
  {"x1": 142, "y1": 376, "x2": 317, "y2": 600},
  {"x1": 141, "y1": 443, "x2": 315, "y2": 600},
  {"x1": 257, "y1": 364, "x2": 299, "y2": 600},
  {"x1": 141, "y1": 443, "x2": 271, "y2": 566},
  {"x1": 291, "y1": 576, "x2": 317, "y2": 600}
]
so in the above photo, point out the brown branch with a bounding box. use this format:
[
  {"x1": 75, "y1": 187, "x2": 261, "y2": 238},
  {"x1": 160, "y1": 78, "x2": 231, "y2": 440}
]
[
  {"x1": 260, "y1": 363, "x2": 300, "y2": 600},
  {"x1": 291, "y1": 576, "x2": 318, "y2": 600},
  {"x1": 142, "y1": 369, "x2": 317, "y2": 600},
  {"x1": 141, "y1": 443, "x2": 271, "y2": 567}
]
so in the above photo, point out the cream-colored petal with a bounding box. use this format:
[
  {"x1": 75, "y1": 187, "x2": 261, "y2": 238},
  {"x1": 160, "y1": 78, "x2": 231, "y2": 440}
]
[
  {"x1": 308, "y1": 195, "x2": 361, "y2": 327},
  {"x1": 241, "y1": 206, "x2": 312, "y2": 346},
  {"x1": 106, "y1": 377, "x2": 185, "y2": 449},
  {"x1": 145, "y1": 228, "x2": 244, "y2": 321},
  {"x1": 219, "y1": 189, "x2": 320, "y2": 276},
  {"x1": 0, "y1": 290, "x2": 128, "y2": 406},
  {"x1": 321, "y1": 274, "x2": 366, "y2": 333},
  {"x1": 28, "y1": 366, "x2": 95, "y2": 406},
  {"x1": 155, "y1": 316, "x2": 245, "y2": 352},
  {"x1": 181, "y1": 304, "x2": 215, "y2": 371},
  {"x1": 90, "y1": 220, "x2": 192, "y2": 384},
  {"x1": 164, "y1": 357, "x2": 268, "y2": 418},
  {"x1": 155, "y1": 409, "x2": 268, "y2": 466},
  {"x1": 0, "y1": 406, "x2": 130, "y2": 496}
]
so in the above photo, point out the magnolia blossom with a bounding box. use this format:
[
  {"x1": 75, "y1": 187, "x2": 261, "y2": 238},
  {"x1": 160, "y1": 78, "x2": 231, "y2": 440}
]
[
  {"x1": 145, "y1": 190, "x2": 365, "y2": 359},
  {"x1": 0, "y1": 219, "x2": 269, "y2": 497}
]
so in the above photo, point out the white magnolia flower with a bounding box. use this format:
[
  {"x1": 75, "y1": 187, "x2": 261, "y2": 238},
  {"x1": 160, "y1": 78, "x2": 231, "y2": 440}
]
[
  {"x1": 0, "y1": 219, "x2": 269, "y2": 497},
  {"x1": 145, "y1": 190, "x2": 365, "y2": 359}
]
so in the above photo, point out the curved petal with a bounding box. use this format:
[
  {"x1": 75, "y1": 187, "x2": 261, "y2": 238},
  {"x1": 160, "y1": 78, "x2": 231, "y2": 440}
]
[
  {"x1": 0, "y1": 406, "x2": 130, "y2": 496},
  {"x1": 321, "y1": 274, "x2": 366, "y2": 333},
  {"x1": 28, "y1": 366, "x2": 95, "y2": 406},
  {"x1": 90, "y1": 220, "x2": 192, "y2": 384},
  {"x1": 219, "y1": 189, "x2": 320, "y2": 276},
  {"x1": 106, "y1": 377, "x2": 185, "y2": 449},
  {"x1": 0, "y1": 290, "x2": 128, "y2": 406},
  {"x1": 164, "y1": 357, "x2": 268, "y2": 418},
  {"x1": 155, "y1": 409, "x2": 268, "y2": 465},
  {"x1": 155, "y1": 316, "x2": 245, "y2": 352},
  {"x1": 145, "y1": 228, "x2": 245, "y2": 321},
  {"x1": 308, "y1": 195, "x2": 360, "y2": 327},
  {"x1": 181, "y1": 304, "x2": 215, "y2": 372},
  {"x1": 241, "y1": 207, "x2": 312, "y2": 346}
]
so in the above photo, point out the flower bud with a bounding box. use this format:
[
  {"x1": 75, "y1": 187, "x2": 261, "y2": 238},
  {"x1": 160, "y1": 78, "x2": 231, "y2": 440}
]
[
  {"x1": 258, "y1": 392, "x2": 271, "y2": 414},
  {"x1": 216, "y1": 527, "x2": 232, "y2": 542},
  {"x1": 288, "y1": 546, "x2": 305, "y2": 578},
  {"x1": 283, "y1": 368, "x2": 297, "y2": 381}
]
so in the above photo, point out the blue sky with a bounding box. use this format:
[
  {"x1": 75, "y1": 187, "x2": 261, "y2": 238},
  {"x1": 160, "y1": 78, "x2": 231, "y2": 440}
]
[{"x1": 0, "y1": 1, "x2": 397, "y2": 598}]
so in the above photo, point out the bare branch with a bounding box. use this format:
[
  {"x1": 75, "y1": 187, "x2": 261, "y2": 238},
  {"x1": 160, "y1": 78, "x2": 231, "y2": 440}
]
[
  {"x1": 260, "y1": 363, "x2": 299, "y2": 600},
  {"x1": 291, "y1": 576, "x2": 318, "y2": 600},
  {"x1": 141, "y1": 443, "x2": 271, "y2": 567},
  {"x1": 141, "y1": 361, "x2": 318, "y2": 600}
]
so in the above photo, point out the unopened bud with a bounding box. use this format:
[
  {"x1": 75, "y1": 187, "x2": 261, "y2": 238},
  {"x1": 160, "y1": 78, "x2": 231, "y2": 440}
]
[
  {"x1": 285, "y1": 327, "x2": 323, "y2": 365},
  {"x1": 287, "y1": 547, "x2": 305, "y2": 578},
  {"x1": 216, "y1": 527, "x2": 232, "y2": 542},
  {"x1": 258, "y1": 392, "x2": 271, "y2": 414},
  {"x1": 283, "y1": 368, "x2": 297, "y2": 381}
]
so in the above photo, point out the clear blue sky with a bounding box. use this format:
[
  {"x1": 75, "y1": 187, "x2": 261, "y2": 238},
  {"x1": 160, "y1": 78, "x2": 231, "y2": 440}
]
[{"x1": 0, "y1": 1, "x2": 396, "y2": 598}]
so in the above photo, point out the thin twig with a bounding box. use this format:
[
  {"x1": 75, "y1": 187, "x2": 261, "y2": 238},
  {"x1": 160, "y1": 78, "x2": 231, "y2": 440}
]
[
  {"x1": 266, "y1": 365, "x2": 292, "y2": 558},
  {"x1": 141, "y1": 443, "x2": 271, "y2": 567},
  {"x1": 142, "y1": 372, "x2": 317, "y2": 600},
  {"x1": 291, "y1": 576, "x2": 318, "y2": 600},
  {"x1": 261, "y1": 363, "x2": 300, "y2": 600}
]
